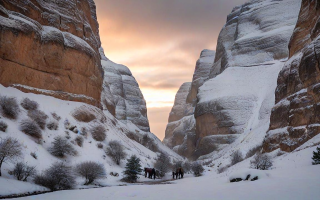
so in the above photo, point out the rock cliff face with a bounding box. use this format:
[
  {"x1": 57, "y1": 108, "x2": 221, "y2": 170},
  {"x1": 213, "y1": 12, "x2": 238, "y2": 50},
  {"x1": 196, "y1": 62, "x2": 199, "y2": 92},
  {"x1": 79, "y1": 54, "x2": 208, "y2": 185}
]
[
  {"x1": 100, "y1": 52, "x2": 150, "y2": 132},
  {"x1": 0, "y1": 0, "x2": 103, "y2": 107},
  {"x1": 164, "y1": 0, "x2": 301, "y2": 159},
  {"x1": 163, "y1": 50, "x2": 215, "y2": 159},
  {"x1": 263, "y1": 0, "x2": 320, "y2": 152}
]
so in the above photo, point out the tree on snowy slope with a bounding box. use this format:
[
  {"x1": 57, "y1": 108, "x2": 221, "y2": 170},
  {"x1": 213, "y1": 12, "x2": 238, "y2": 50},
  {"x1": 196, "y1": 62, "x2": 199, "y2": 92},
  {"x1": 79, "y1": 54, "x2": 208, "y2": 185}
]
[
  {"x1": 312, "y1": 147, "x2": 320, "y2": 165},
  {"x1": 0, "y1": 137, "x2": 22, "y2": 176},
  {"x1": 122, "y1": 155, "x2": 142, "y2": 182}
]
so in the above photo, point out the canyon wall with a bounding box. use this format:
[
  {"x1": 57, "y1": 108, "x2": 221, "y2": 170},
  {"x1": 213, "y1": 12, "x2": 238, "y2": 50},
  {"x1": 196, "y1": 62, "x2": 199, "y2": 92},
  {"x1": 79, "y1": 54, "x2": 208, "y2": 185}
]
[
  {"x1": 263, "y1": 0, "x2": 320, "y2": 152},
  {"x1": 164, "y1": 0, "x2": 301, "y2": 159},
  {"x1": 0, "y1": 0, "x2": 102, "y2": 107}
]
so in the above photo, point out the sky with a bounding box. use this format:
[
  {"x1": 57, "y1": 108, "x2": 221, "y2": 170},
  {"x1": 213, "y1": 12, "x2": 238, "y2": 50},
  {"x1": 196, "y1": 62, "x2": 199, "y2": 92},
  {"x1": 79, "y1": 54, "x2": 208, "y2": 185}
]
[{"x1": 94, "y1": 0, "x2": 247, "y2": 140}]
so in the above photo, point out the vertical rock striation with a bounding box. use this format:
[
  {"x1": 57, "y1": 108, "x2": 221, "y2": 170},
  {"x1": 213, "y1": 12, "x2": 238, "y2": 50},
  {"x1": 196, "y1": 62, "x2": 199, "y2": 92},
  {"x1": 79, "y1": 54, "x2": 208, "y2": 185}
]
[
  {"x1": 100, "y1": 51, "x2": 150, "y2": 132},
  {"x1": 164, "y1": 0, "x2": 301, "y2": 159},
  {"x1": 0, "y1": 0, "x2": 103, "y2": 107},
  {"x1": 263, "y1": 0, "x2": 320, "y2": 152}
]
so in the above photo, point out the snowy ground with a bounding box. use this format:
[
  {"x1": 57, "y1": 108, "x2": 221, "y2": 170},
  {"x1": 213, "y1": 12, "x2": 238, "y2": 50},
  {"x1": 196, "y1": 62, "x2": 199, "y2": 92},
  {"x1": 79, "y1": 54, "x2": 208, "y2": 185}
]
[{"x1": 9, "y1": 146, "x2": 320, "y2": 200}]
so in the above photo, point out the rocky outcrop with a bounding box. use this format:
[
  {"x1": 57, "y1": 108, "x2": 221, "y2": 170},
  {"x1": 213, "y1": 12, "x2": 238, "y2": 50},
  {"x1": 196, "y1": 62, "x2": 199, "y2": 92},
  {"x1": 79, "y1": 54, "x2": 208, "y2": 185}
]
[
  {"x1": 0, "y1": 0, "x2": 103, "y2": 107},
  {"x1": 263, "y1": 0, "x2": 320, "y2": 153},
  {"x1": 100, "y1": 52, "x2": 150, "y2": 132},
  {"x1": 164, "y1": 0, "x2": 301, "y2": 159},
  {"x1": 163, "y1": 50, "x2": 215, "y2": 159}
]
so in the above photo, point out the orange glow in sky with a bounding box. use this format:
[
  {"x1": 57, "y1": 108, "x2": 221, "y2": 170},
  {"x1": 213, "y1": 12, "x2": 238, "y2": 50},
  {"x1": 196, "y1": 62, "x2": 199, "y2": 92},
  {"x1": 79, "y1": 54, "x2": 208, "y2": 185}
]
[{"x1": 94, "y1": 0, "x2": 247, "y2": 140}]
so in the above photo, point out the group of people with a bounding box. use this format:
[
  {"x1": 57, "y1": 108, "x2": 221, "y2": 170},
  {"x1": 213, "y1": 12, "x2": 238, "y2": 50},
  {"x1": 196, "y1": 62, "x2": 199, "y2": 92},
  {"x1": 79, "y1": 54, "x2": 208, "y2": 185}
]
[{"x1": 144, "y1": 167, "x2": 184, "y2": 180}]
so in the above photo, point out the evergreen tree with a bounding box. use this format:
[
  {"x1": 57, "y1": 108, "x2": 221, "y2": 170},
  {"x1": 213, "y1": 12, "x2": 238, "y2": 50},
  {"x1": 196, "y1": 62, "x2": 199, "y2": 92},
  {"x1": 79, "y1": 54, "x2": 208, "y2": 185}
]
[
  {"x1": 122, "y1": 155, "x2": 142, "y2": 182},
  {"x1": 312, "y1": 147, "x2": 320, "y2": 165}
]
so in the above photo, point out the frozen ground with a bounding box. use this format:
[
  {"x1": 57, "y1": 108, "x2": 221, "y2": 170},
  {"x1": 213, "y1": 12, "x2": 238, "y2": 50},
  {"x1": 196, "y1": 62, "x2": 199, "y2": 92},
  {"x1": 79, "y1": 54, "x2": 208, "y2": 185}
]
[{"x1": 11, "y1": 146, "x2": 320, "y2": 200}]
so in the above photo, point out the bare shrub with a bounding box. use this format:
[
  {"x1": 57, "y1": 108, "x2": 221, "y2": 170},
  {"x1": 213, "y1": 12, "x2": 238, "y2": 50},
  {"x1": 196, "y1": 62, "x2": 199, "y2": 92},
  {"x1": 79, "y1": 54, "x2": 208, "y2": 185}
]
[
  {"x1": 246, "y1": 145, "x2": 262, "y2": 158},
  {"x1": 75, "y1": 136, "x2": 84, "y2": 147},
  {"x1": 34, "y1": 162, "x2": 75, "y2": 191},
  {"x1": 217, "y1": 164, "x2": 230, "y2": 174},
  {"x1": 230, "y1": 150, "x2": 243, "y2": 166},
  {"x1": 51, "y1": 112, "x2": 61, "y2": 121},
  {"x1": 30, "y1": 152, "x2": 37, "y2": 159},
  {"x1": 141, "y1": 134, "x2": 158, "y2": 152},
  {"x1": 0, "y1": 96, "x2": 20, "y2": 119},
  {"x1": 97, "y1": 143, "x2": 103, "y2": 149},
  {"x1": 28, "y1": 110, "x2": 48, "y2": 130},
  {"x1": 46, "y1": 120, "x2": 59, "y2": 130},
  {"x1": 126, "y1": 132, "x2": 140, "y2": 143},
  {"x1": 154, "y1": 152, "x2": 171, "y2": 177},
  {"x1": 72, "y1": 108, "x2": 96, "y2": 122},
  {"x1": 20, "y1": 118, "x2": 42, "y2": 139},
  {"x1": 91, "y1": 125, "x2": 106, "y2": 141},
  {"x1": 13, "y1": 162, "x2": 36, "y2": 181},
  {"x1": 250, "y1": 153, "x2": 273, "y2": 170},
  {"x1": 0, "y1": 121, "x2": 8, "y2": 132},
  {"x1": 0, "y1": 137, "x2": 22, "y2": 176},
  {"x1": 49, "y1": 136, "x2": 77, "y2": 157},
  {"x1": 191, "y1": 162, "x2": 204, "y2": 177},
  {"x1": 75, "y1": 161, "x2": 106, "y2": 185},
  {"x1": 80, "y1": 127, "x2": 88, "y2": 137},
  {"x1": 106, "y1": 140, "x2": 127, "y2": 165},
  {"x1": 183, "y1": 161, "x2": 192, "y2": 173},
  {"x1": 20, "y1": 98, "x2": 38, "y2": 111}
]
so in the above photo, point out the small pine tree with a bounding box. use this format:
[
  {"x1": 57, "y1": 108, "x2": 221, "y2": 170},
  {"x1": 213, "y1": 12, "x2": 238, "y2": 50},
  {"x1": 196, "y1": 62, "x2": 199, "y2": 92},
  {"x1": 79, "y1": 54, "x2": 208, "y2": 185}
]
[
  {"x1": 122, "y1": 155, "x2": 142, "y2": 183},
  {"x1": 312, "y1": 147, "x2": 320, "y2": 165}
]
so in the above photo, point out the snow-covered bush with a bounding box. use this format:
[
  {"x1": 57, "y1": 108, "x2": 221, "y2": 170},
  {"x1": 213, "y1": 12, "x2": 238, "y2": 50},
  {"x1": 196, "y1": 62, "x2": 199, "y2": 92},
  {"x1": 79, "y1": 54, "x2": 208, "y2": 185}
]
[
  {"x1": 312, "y1": 147, "x2": 320, "y2": 165},
  {"x1": 183, "y1": 161, "x2": 192, "y2": 173},
  {"x1": 46, "y1": 120, "x2": 59, "y2": 130},
  {"x1": 250, "y1": 153, "x2": 273, "y2": 170},
  {"x1": 191, "y1": 162, "x2": 204, "y2": 177},
  {"x1": 217, "y1": 164, "x2": 230, "y2": 174},
  {"x1": 75, "y1": 161, "x2": 106, "y2": 185},
  {"x1": 75, "y1": 136, "x2": 84, "y2": 147},
  {"x1": 90, "y1": 125, "x2": 106, "y2": 141},
  {"x1": 20, "y1": 118, "x2": 42, "y2": 139},
  {"x1": 27, "y1": 110, "x2": 48, "y2": 130},
  {"x1": 246, "y1": 145, "x2": 262, "y2": 158},
  {"x1": 20, "y1": 98, "x2": 38, "y2": 111},
  {"x1": 0, "y1": 96, "x2": 20, "y2": 119},
  {"x1": 97, "y1": 143, "x2": 103, "y2": 149},
  {"x1": 106, "y1": 140, "x2": 127, "y2": 165},
  {"x1": 49, "y1": 136, "x2": 77, "y2": 157},
  {"x1": 122, "y1": 155, "x2": 142, "y2": 183},
  {"x1": 72, "y1": 108, "x2": 96, "y2": 122},
  {"x1": 51, "y1": 112, "x2": 61, "y2": 121},
  {"x1": 0, "y1": 137, "x2": 22, "y2": 176},
  {"x1": 34, "y1": 162, "x2": 75, "y2": 191},
  {"x1": 0, "y1": 121, "x2": 8, "y2": 132},
  {"x1": 230, "y1": 150, "x2": 244, "y2": 166},
  {"x1": 126, "y1": 132, "x2": 140, "y2": 143},
  {"x1": 13, "y1": 162, "x2": 36, "y2": 181},
  {"x1": 154, "y1": 152, "x2": 171, "y2": 177}
]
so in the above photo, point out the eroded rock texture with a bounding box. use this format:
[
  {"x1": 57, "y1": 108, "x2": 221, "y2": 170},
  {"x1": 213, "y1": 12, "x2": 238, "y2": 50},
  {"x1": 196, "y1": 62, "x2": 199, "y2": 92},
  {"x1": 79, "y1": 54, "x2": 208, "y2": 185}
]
[
  {"x1": 100, "y1": 52, "x2": 150, "y2": 132},
  {"x1": 0, "y1": 0, "x2": 103, "y2": 107},
  {"x1": 163, "y1": 50, "x2": 215, "y2": 159},
  {"x1": 263, "y1": 0, "x2": 320, "y2": 152},
  {"x1": 164, "y1": 0, "x2": 301, "y2": 160}
]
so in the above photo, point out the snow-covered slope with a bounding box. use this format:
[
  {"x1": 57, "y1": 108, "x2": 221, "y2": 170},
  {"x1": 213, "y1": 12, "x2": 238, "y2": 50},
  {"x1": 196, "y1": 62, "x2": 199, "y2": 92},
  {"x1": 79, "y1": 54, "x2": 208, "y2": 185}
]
[
  {"x1": 13, "y1": 145, "x2": 320, "y2": 200},
  {"x1": 0, "y1": 84, "x2": 181, "y2": 196}
]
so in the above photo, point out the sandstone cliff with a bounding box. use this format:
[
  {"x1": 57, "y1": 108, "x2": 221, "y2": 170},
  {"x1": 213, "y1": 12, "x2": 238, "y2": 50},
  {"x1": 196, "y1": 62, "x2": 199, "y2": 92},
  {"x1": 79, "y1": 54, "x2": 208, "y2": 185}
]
[
  {"x1": 0, "y1": 0, "x2": 103, "y2": 107},
  {"x1": 164, "y1": 0, "x2": 301, "y2": 159},
  {"x1": 263, "y1": 0, "x2": 320, "y2": 152}
]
